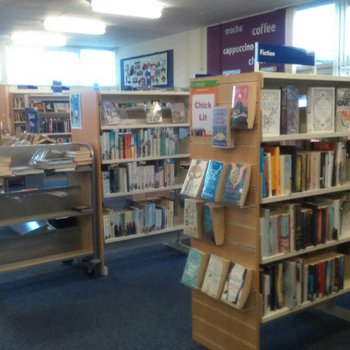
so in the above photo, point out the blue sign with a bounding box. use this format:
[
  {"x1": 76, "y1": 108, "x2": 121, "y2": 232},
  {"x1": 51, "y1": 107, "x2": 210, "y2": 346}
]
[{"x1": 255, "y1": 43, "x2": 315, "y2": 66}]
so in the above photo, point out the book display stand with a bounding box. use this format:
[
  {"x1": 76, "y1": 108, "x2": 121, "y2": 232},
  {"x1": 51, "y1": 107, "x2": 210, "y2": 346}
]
[{"x1": 189, "y1": 72, "x2": 350, "y2": 350}]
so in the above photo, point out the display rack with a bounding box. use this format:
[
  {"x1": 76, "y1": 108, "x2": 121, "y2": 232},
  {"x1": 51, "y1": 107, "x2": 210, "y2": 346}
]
[
  {"x1": 73, "y1": 90, "x2": 190, "y2": 255},
  {"x1": 189, "y1": 72, "x2": 350, "y2": 350},
  {"x1": 0, "y1": 143, "x2": 105, "y2": 276}
]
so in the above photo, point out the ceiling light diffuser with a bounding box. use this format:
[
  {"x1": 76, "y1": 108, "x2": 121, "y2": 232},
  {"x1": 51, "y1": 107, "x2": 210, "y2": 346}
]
[
  {"x1": 11, "y1": 31, "x2": 67, "y2": 47},
  {"x1": 44, "y1": 16, "x2": 106, "y2": 35},
  {"x1": 91, "y1": 0, "x2": 164, "y2": 19}
]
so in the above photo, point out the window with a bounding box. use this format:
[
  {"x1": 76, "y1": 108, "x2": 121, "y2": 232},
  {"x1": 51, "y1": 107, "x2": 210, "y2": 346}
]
[
  {"x1": 6, "y1": 47, "x2": 116, "y2": 87},
  {"x1": 293, "y1": 2, "x2": 336, "y2": 65}
]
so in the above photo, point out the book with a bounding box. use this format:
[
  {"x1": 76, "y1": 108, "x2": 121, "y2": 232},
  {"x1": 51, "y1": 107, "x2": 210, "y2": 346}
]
[
  {"x1": 221, "y1": 263, "x2": 252, "y2": 309},
  {"x1": 201, "y1": 254, "x2": 230, "y2": 299},
  {"x1": 280, "y1": 85, "x2": 299, "y2": 134},
  {"x1": 261, "y1": 89, "x2": 281, "y2": 136},
  {"x1": 183, "y1": 198, "x2": 204, "y2": 239},
  {"x1": 221, "y1": 162, "x2": 251, "y2": 207},
  {"x1": 200, "y1": 160, "x2": 227, "y2": 202},
  {"x1": 170, "y1": 102, "x2": 187, "y2": 123},
  {"x1": 180, "y1": 159, "x2": 208, "y2": 198},
  {"x1": 202, "y1": 202, "x2": 225, "y2": 245},
  {"x1": 231, "y1": 83, "x2": 257, "y2": 129},
  {"x1": 335, "y1": 88, "x2": 350, "y2": 131},
  {"x1": 25, "y1": 108, "x2": 40, "y2": 133},
  {"x1": 101, "y1": 101, "x2": 121, "y2": 125},
  {"x1": 181, "y1": 248, "x2": 210, "y2": 289},
  {"x1": 307, "y1": 87, "x2": 335, "y2": 133},
  {"x1": 211, "y1": 107, "x2": 234, "y2": 148}
]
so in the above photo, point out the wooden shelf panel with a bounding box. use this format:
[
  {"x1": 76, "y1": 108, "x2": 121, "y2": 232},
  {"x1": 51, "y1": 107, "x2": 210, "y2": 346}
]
[
  {"x1": 105, "y1": 225, "x2": 185, "y2": 244},
  {"x1": 101, "y1": 122, "x2": 190, "y2": 130},
  {"x1": 261, "y1": 236, "x2": 350, "y2": 264},
  {"x1": 261, "y1": 183, "x2": 350, "y2": 204},
  {"x1": 102, "y1": 153, "x2": 190, "y2": 164},
  {"x1": 103, "y1": 184, "x2": 183, "y2": 198},
  {"x1": 262, "y1": 131, "x2": 350, "y2": 142}
]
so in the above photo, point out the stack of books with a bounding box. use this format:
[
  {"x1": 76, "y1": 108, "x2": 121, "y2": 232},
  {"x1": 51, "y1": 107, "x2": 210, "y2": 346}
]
[
  {"x1": 0, "y1": 157, "x2": 12, "y2": 176},
  {"x1": 65, "y1": 150, "x2": 92, "y2": 166}
]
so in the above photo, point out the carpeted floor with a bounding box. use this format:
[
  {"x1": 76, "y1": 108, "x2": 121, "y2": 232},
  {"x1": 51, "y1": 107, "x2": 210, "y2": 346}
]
[{"x1": 0, "y1": 245, "x2": 349, "y2": 350}]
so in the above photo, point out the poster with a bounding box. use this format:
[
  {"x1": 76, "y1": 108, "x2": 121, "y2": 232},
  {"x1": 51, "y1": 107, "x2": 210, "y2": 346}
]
[{"x1": 70, "y1": 94, "x2": 81, "y2": 129}]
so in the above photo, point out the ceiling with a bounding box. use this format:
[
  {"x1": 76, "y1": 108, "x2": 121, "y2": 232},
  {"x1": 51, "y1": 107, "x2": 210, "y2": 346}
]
[{"x1": 0, "y1": 0, "x2": 313, "y2": 49}]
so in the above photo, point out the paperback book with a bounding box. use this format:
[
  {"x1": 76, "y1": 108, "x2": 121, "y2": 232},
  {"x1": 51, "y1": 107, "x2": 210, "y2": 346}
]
[
  {"x1": 201, "y1": 160, "x2": 227, "y2": 202},
  {"x1": 183, "y1": 198, "x2": 204, "y2": 239},
  {"x1": 181, "y1": 248, "x2": 210, "y2": 289},
  {"x1": 201, "y1": 254, "x2": 230, "y2": 299},
  {"x1": 202, "y1": 202, "x2": 225, "y2": 245},
  {"x1": 221, "y1": 162, "x2": 251, "y2": 207},
  {"x1": 335, "y1": 88, "x2": 350, "y2": 131},
  {"x1": 180, "y1": 159, "x2": 208, "y2": 198},
  {"x1": 280, "y1": 85, "x2": 299, "y2": 134},
  {"x1": 261, "y1": 89, "x2": 281, "y2": 136},
  {"x1": 212, "y1": 107, "x2": 234, "y2": 148}
]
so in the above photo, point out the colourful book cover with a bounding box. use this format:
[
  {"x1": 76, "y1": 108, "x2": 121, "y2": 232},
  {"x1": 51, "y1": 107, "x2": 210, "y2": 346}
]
[
  {"x1": 201, "y1": 160, "x2": 227, "y2": 202},
  {"x1": 212, "y1": 107, "x2": 234, "y2": 148},
  {"x1": 181, "y1": 248, "x2": 209, "y2": 289},
  {"x1": 221, "y1": 162, "x2": 251, "y2": 206},
  {"x1": 180, "y1": 159, "x2": 208, "y2": 198},
  {"x1": 335, "y1": 88, "x2": 350, "y2": 131},
  {"x1": 231, "y1": 84, "x2": 249, "y2": 129},
  {"x1": 202, "y1": 202, "x2": 225, "y2": 245}
]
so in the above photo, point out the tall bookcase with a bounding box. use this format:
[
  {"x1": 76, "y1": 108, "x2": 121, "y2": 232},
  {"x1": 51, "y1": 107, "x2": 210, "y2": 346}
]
[
  {"x1": 73, "y1": 90, "x2": 189, "y2": 257},
  {"x1": 9, "y1": 92, "x2": 71, "y2": 141},
  {"x1": 189, "y1": 72, "x2": 350, "y2": 350}
]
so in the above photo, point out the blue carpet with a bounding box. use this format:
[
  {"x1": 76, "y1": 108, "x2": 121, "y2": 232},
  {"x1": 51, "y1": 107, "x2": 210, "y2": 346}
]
[{"x1": 0, "y1": 245, "x2": 349, "y2": 350}]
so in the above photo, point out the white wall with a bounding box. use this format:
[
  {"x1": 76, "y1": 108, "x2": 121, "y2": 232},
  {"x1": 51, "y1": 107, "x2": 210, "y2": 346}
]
[{"x1": 116, "y1": 27, "x2": 207, "y2": 89}]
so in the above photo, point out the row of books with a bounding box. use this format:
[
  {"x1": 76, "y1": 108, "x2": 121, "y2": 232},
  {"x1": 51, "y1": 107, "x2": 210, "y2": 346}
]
[
  {"x1": 100, "y1": 128, "x2": 181, "y2": 161},
  {"x1": 39, "y1": 119, "x2": 71, "y2": 133},
  {"x1": 102, "y1": 160, "x2": 178, "y2": 194},
  {"x1": 181, "y1": 248, "x2": 252, "y2": 310},
  {"x1": 261, "y1": 86, "x2": 350, "y2": 136},
  {"x1": 103, "y1": 198, "x2": 175, "y2": 241},
  {"x1": 261, "y1": 141, "x2": 349, "y2": 198},
  {"x1": 261, "y1": 252, "x2": 345, "y2": 315},
  {"x1": 181, "y1": 159, "x2": 251, "y2": 207},
  {"x1": 184, "y1": 199, "x2": 225, "y2": 245},
  {"x1": 260, "y1": 196, "x2": 350, "y2": 258},
  {"x1": 30, "y1": 100, "x2": 70, "y2": 113},
  {"x1": 12, "y1": 96, "x2": 26, "y2": 109},
  {"x1": 13, "y1": 110, "x2": 25, "y2": 122}
]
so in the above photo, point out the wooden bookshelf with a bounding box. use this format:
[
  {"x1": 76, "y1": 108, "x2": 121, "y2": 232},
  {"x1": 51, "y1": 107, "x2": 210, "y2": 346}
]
[
  {"x1": 73, "y1": 90, "x2": 190, "y2": 256},
  {"x1": 189, "y1": 72, "x2": 350, "y2": 350}
]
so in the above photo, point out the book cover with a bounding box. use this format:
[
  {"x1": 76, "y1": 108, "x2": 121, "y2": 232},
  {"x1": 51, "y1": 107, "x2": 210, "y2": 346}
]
[
  {"x1": 212, "y1": 107, "x2": 234, "y2": 149},
  {"x1": 307, "y1": 87, "x2": 335, "y2": 133},
  {"x1": 221, "y1": 263, "x2": 252, "y2": 309},
  {"x1": 183, "y1": 198, "x2": 204, "y2": 239},
  {"x1": 170, "y1": 102, "x2": 187, "y2": 123},
  {"x1": 202, "y1": 202, "x2": 225, "y2": 245},
  {"x1": 101, "y1": 100, "x2": 121, "y2": 125},
  {"x1": 201, "y1": 254, "x2": 230, "y2": 299},
  {"x1": 261, "y1": 89, "x2": 281, "y2": 136},
  {"x1": 335, "y1": 88, "x2": 350, "y2": 131},
  {"x1": 231, "y1": 83, "x2": 257, "y2": 129},
  {"x1": 180, "y1": 159, "x2": 208, "y2": 198},
  {"x1": 181, "y1": 248, "x2": 210, "y2": 289},
  {"x1": 221, "y1": 162, "x2": 251, "y2": 207},
  {"x1": 25, "y1": 108, "x2": 40, "y2": 133},
  {"x1": 201, "y1": 160, "x2": 227, "y2": 202},
  {"x1": 281, "y1": 85, "x2": 299, "y2": 134}
]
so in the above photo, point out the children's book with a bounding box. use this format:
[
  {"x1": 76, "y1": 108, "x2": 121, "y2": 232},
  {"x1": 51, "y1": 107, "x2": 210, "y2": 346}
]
[
  {"x1": 183, "y1": 198, "x2": 204, "y2": 239},
  {"x1": 180, "y1": 159, "x2": 208, "y2": 198},
  {"x1": 212, "y1": 107, "x2": 234, "y2": 148},
  {"x1": 200, "y1": 160, "x2": 227, "y2": 202},
  {"x1": 202, "y1": 202, "x2": 225, "y2": 245},
  {"x1": 221, "y1": 162, "x2": 251, "y2": 207}
]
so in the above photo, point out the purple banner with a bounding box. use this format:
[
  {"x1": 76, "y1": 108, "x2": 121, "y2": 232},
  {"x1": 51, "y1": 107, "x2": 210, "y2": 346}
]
[{"x1": 207, "y1": 9, "x2": 286, "y2": 75}]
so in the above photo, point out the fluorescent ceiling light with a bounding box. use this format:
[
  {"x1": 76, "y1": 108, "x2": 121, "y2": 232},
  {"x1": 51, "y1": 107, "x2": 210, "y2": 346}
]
[
  {"x1": 11, "y1": 31, "x2": 66, "y2": 46},
  {"x1": 91, "y1": 0, "x2": 164, "y2": 19},
  {"x1": 44, "y1": 16, "x2": 106, "y2": 35}
]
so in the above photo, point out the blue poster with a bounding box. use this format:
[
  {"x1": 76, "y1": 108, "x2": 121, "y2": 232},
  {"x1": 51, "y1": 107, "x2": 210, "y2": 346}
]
[{"x1": 70, "y1": 94, "x2": 81, "y2": 129}]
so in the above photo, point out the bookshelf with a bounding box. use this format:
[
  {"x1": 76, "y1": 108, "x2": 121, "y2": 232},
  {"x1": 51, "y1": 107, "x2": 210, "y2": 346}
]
[
  {"x1": 8, "y1": 92, "x2": 72, "y2": 141},
  {"x1": 189, "y1": 72, "x2": 350, "y2": 350},
  {"x1": 0, "y1": 143, "x2": 105, "y2": 276},
  {"x1": 72, "y1": 90, "x2": 190, "y2": 254}
]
